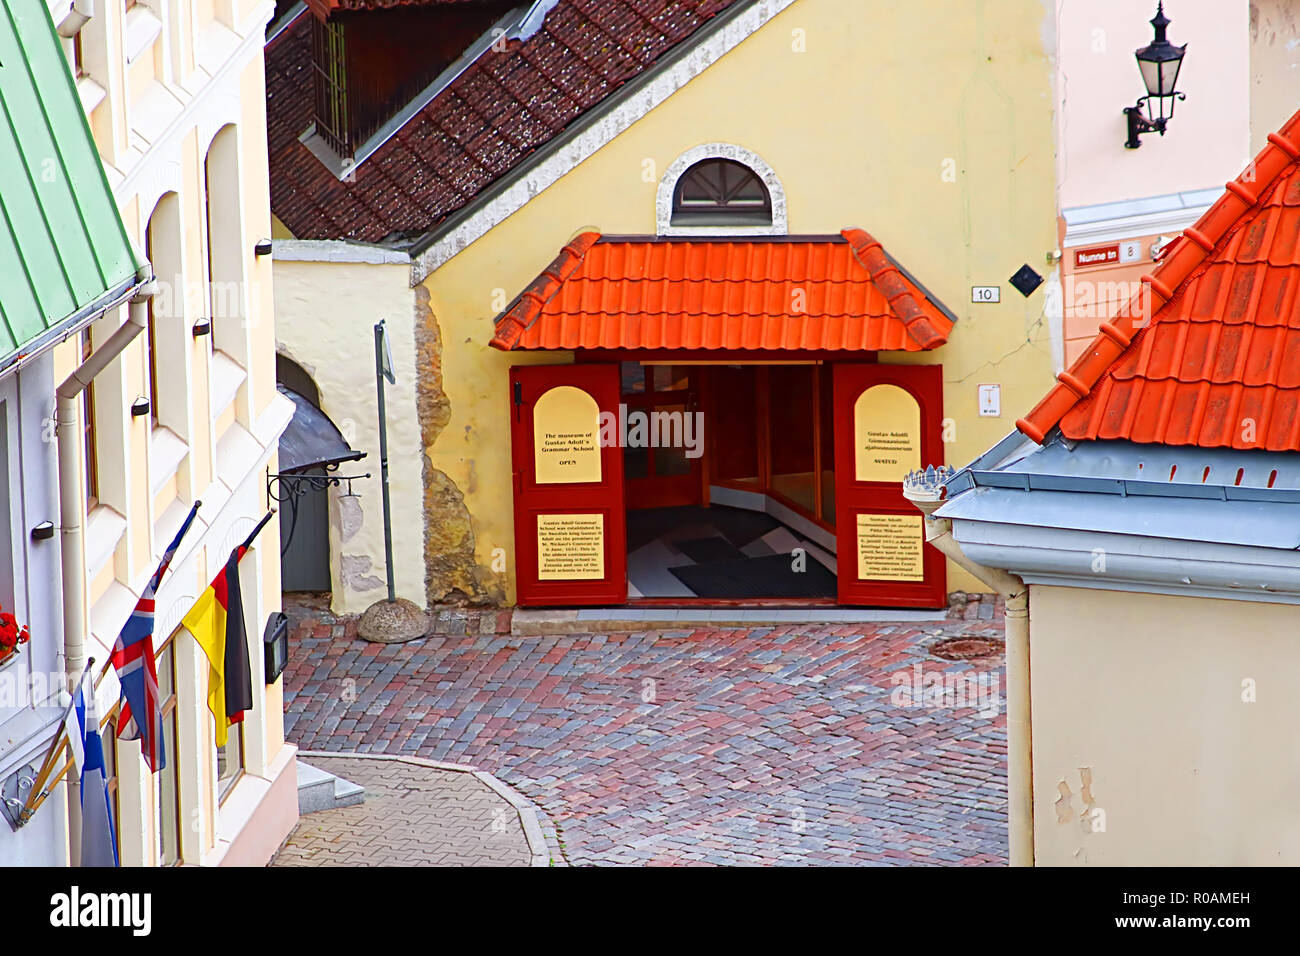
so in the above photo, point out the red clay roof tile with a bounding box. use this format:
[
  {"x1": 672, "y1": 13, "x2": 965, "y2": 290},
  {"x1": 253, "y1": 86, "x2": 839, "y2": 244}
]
[
  {"x1": 305, "y1": 0, "x2": 484, "y2": 18},
  {"x1": 1016, "y1": 107, "x2": 1300, "y2": 451},
  {"x1": 489, "y1": 230, "x2": 955, "y2": 353},
  {"x1": 267, "y1": 0, "x2": 740, "y2": 243}
]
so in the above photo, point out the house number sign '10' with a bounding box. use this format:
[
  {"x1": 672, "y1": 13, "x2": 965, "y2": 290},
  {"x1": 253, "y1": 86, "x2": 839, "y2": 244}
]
[{"x1": 971, "y1": 286, "x2": 1001, "y2": 303}]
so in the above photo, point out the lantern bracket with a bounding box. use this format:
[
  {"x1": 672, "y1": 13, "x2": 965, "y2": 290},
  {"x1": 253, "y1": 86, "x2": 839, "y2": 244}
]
[{"x1": 1123, "y1": 92, "x2": 1185, "y2": 149}]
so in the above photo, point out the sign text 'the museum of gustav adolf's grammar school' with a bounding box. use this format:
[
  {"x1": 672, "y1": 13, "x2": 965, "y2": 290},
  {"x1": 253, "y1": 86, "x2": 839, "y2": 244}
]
[{"x1": 533, "y1": 385, "x2": 602, "y2": 484}]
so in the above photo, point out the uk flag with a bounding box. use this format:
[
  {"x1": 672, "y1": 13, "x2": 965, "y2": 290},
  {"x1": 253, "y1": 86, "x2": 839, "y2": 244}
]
[{"x1": 112, "y1": 501, "x2": 200, "y2": 772}]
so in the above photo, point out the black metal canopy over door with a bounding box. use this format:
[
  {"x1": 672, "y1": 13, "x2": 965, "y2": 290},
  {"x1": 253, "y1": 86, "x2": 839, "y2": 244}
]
[{"x1": 275, "y1": 384, "x2": 366, "y2": 593}]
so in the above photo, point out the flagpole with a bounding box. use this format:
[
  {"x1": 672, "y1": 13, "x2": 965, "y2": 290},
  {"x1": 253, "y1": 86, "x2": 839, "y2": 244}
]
[
  {"x1": 21, "y1": 502, "x2": 205, "y2": 830},
  {"x1": 21, "y1": 694, "x2": 119, "y2": 821},
  {"x1": 240, "y1": 510, "x2": 276, "y2": 551},
  {"x1": 16, "y1": 658, "x2": 94, "y2": 827},
  {"x1": 374, "y1": 320, "x2": 396, "y2": 604},
  {"x1": 25, "y1": 616, "x2": 193, "y2": 823}
]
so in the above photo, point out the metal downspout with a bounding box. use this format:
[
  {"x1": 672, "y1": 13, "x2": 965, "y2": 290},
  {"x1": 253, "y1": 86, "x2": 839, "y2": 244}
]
[
  {"x1": 56, "y1": 280, "x2": 156, "y2": 865},
  {"x1": 904, "y1": 472, "x2": 1033, "y2": 867}
]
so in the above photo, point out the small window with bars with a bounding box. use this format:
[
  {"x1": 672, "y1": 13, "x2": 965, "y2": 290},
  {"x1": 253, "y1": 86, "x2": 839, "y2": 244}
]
[{"x1": 311, "y1": 16, "x2": 351, "y2": 156}]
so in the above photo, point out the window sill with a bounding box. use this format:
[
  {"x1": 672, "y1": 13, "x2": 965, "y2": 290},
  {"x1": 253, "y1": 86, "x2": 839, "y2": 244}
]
[
  {"x1": 75, "y1": 75, "x2": 105, "y2": 115},
  {"x1": 150, "y1": 425, "x2": 188, "y2": 497},
  {"x1": 123, "y1": 7, "x2": 163, "y2": 66},
  {"x1": 84, "y1": 504, "x2": 127, "y2": 579},
  {"x1": 50, "y1": 0, "x2": 89, "y2": 37},
  {"x1": 658, "y1": 222, "x2": 787, "y2": 238},
  {"x1": 210, "y1": 350, "x2": 246, "y2": 418}
]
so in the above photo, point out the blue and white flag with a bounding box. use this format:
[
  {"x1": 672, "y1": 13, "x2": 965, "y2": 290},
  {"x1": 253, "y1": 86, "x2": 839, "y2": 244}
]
[{"x1": 63, "y1": 671, "x2": 119, "y2": 868}]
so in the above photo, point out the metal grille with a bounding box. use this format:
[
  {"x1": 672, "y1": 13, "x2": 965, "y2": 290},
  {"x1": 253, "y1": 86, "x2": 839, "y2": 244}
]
[{"x1": 311, "y1": 16, "x2": 351, "y2": 156}]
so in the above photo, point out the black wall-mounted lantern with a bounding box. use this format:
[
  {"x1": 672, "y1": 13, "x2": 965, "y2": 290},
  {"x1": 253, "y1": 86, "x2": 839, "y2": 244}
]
[
  {"x1": 254, "y1": 238, "x2": 273, "y2": 257},
  {"x1": 263, "y1": 611, "x2": 289, "y2": 683},
  {"x1": 1123, "y1": 3, "x2": 1187, "y2": 149},
  {"x1": 131, "y1": 396, "x2": 151, "y2": 417}
]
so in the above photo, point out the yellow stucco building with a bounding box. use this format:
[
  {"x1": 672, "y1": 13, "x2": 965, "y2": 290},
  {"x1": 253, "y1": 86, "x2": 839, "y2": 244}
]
[{"x1": 268, "y1": 0, "x2": 1059, "y2": 614}]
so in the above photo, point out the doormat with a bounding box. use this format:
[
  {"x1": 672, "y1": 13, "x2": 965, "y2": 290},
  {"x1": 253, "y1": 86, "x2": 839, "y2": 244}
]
[
  {"x1": 669, "y1": 553, "x2": 837, "y2": 599},
  {"x1": 673, "y1": 535, "x2": 746, "y2": 564}
]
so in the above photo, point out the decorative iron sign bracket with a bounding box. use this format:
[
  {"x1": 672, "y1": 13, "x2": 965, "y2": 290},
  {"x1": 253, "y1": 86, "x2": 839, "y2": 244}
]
[
  {"x1": 266, "y1": 467, "x2": 372, "y2": 555},
  {"x1": 1, "y1": 763, "x2": 38, "y2": 831}
]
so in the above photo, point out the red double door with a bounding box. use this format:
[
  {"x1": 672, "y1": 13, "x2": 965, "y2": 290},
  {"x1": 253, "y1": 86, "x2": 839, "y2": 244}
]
[{"x1": 510, "y1": 362, "x2": 945, "y2": 608}]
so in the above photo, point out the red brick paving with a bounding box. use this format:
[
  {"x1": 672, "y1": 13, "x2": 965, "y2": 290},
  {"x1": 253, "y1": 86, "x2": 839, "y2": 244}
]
[{"x1": 281, "y1": 601, "x2": 1008, "y2": 866}]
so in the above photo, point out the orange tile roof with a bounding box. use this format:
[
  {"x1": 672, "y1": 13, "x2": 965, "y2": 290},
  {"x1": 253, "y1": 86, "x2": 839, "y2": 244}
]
[
  {"x1": 489, "y1": 230, "x2": 954, "y2": 352},
  {"x1": 1017, "y1": 108, "x2": 1300, "y2": 450}
]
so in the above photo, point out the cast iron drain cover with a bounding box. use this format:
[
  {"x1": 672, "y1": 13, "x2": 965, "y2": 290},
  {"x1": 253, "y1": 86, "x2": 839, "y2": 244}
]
[{"x1": 929, "y1": 637, "x2": 1004, "y2": 661}]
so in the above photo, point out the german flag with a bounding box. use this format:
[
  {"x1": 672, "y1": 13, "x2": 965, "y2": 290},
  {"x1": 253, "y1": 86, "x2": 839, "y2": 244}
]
[{"x1": 183, "y1": 546, "x2": 253, "y2": 746}]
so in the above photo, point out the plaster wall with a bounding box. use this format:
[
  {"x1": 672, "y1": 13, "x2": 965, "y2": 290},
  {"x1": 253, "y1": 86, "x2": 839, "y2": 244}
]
[
  {"x1": 272, "y1": 256, "x2": 427, "y2": 614},
  {"x1": 1249, "y1": 0, "x2": 1300, "y2": 153},
  {"x1": 1056, "y1": 0, "x2": 1250, "y2": 210},
  {"x1": 1030, "y1": 584, "x2": 1300, "y2": 865}
]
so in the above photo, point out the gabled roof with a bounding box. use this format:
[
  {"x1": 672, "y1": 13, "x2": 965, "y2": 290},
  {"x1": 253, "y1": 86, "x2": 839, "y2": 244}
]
[
  {"x1": 0, "y1": 0, "x2": 142, "y2": 371},
  {"x1": 1017, "y1": 107, "x2": 1300, "y2": 451},
  {"x1": 489, "y1": 229, "x2": 955, "y2": 352},
  {"x1": 266, "y1": 0, "x2": 743, "y2": 244}
]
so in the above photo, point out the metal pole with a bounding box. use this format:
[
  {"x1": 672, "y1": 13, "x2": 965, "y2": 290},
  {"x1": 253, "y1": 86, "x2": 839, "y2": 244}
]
[{"x1": 374, "y1": 321, "x2": 396, "y2": 603}]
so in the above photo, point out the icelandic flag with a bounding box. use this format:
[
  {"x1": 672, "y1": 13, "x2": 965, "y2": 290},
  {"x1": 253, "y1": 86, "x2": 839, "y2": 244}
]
[
  {"x1": 112, "y1": 502, "x2": 199, "y2": 772},
  {"x1": 63, "y1": 670, "x2": 119, "y2": 867}
]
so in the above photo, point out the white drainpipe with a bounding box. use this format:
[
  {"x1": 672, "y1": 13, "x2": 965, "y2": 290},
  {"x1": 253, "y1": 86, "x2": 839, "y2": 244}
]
[
  {"x1": 904, "y1": 471, "x2": 1033, "y2": 867},
  {"x1": 56, "y1": 279, "x2": 156, "y2": 864}
]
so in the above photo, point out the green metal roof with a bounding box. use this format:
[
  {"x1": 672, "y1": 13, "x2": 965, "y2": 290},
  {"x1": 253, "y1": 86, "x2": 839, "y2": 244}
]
[{"x1": 0, "y1": 0, "x2": 142, "y2": 368}]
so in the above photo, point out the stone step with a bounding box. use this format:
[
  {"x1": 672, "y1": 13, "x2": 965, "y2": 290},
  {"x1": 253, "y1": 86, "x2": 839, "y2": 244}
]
[{"x1": 297, "y1": 760, "x2": 366, "y2": 815}]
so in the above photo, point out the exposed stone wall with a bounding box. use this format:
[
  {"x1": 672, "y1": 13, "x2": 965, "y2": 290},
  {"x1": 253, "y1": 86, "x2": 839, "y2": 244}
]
[{"x1": 414, "y1": 284, "x2": 507, "y2": 606}]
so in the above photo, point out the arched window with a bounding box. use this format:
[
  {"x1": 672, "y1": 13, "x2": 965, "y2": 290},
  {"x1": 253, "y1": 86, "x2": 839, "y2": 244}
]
[
  {"x1": 276, "y1": 354, "x2": 321, "y2": 408},
  {"x1": 204, "y1": 125, "x2": 247, "y2": 364},
  {"x1": 671, "y1": 158, "x2": 772, "y2": 226},
  {"x1": 146, "y1": 192, "x2": 184, "y2": 432}
]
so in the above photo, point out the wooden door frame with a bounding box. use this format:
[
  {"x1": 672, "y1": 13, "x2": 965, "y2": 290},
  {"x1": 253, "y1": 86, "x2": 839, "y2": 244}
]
[
  {"x1": 620, "y1": 363, "x2": 703, "y2": 510},
  {"x1": 510, "y1": 364, "x2": 627, "y2": 606},
  {"x1": 832, "y1": 363, "x2": 947, "y2": 608}
]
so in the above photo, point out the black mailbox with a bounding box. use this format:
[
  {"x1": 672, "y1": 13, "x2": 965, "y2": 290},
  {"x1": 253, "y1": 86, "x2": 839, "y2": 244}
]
[{"x1": 263, "y1": 611, "x2": 289, "y2": 683}]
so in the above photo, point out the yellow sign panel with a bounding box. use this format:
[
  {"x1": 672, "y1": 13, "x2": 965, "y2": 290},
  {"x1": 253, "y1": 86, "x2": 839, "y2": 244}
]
[
  {"x1": 534, "y1": 385, "x2": 602, "y2": 484},
  {"x1": 856, "y1": 513, "x2": 924, "y2": 581},
  {"x1": 854, "y1": 383, "x2": 921, "y2": 482},
  {"x1": 537, "y1": 513, "x2": 605, "y2": 581}
]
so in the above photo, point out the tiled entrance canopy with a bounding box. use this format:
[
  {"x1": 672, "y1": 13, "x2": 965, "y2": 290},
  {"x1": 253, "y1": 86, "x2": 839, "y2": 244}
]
[
  {"x1": 489, "y1": 230, "x2": 956, "y2": 352},
  {"x1": 1017, "y1": 107, "x2": 1300, "y2": 451}
]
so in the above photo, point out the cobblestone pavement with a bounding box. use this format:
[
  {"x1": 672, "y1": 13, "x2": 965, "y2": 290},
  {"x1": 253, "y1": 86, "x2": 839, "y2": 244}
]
[
  {"x1": 282, "y1": 600, "x2": 1007, "y2": 866},
  {"x1": 271, "y1": 755, "x2": 535, "y2": 866}
]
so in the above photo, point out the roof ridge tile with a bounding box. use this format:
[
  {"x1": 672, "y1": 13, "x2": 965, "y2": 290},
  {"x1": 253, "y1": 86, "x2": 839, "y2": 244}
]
[{"x1": 1017, "y1": 105, "x2": 1300, "y2": 446}]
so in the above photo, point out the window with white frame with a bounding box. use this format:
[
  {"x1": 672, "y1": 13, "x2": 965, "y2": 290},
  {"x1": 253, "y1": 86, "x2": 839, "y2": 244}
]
[{"x1": 657, "y1": 145, "x2": 787, "y2": 236}]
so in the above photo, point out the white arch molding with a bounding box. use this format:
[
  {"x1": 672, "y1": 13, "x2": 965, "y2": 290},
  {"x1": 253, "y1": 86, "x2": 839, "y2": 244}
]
[{"x1": 656, "y1": 143, "x2": 788, "y2": 237}]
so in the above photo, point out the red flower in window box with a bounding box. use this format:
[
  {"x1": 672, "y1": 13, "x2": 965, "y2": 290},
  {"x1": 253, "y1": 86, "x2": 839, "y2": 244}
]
[{"x1": 0, "y1": 605, "x2": 31, "y2": 666}]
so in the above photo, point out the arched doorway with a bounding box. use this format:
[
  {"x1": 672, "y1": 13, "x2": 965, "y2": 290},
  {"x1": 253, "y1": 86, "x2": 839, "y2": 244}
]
[{"x1": 276, "y1": 355, "x2": 359, "y2": 593}]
